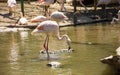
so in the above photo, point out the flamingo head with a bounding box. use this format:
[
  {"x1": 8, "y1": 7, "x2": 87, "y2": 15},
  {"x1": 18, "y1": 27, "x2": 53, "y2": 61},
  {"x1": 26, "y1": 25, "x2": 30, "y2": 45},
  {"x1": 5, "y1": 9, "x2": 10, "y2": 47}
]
[
  {"x1": 31, "y1": 29, "x2": 39, "y2": 35},
  {"x1": 31, "y1": 25, "x2": 44, "y2": 35}
]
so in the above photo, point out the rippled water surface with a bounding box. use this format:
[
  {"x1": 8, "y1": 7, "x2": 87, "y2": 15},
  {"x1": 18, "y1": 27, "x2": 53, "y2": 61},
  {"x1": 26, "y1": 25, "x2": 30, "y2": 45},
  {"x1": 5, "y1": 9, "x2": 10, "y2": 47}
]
[{"x1": 0, "y1": 23, "x2": 120, "y2": 75}]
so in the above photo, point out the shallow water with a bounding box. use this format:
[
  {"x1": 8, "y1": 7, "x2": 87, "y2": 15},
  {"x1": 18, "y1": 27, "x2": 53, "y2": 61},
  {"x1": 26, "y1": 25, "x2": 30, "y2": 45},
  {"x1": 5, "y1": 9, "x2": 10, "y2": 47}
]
[{"x1": 0, "y1": 23, "x2": 120, "y2": 75}]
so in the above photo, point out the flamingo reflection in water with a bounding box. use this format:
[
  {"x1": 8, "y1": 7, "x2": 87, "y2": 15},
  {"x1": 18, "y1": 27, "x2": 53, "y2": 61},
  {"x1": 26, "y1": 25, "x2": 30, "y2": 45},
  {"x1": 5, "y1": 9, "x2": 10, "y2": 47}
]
[{"x1": 31, "y1": 20, "x2": 71, "y2": 60}]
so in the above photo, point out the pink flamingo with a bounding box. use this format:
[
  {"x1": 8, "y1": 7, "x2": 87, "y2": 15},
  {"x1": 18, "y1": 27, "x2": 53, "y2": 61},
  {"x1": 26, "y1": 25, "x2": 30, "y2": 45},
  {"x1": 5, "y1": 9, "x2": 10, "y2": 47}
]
[
  {"x1": 14, "y1": 12, "x2": 28, "y2": 25},
  {"x1": 38, "y1": 0, "x2": 55, "y2": 16},
  {"x1": 30, "y1": 15, "x2": 48, "y2": 22},
  {"x1": 50, "y1": 11, "x2": 68, "y2": 24},
  {"x1": 30, "y1": 11, "x2": 68, "y2": 24},
  {"x1": 31, "y1": 20, "x2": 71, "y2": 60},
  {"x1": 17, "y1": 17, "x2": 28, "y2": 25},
  {"x1": 38, "y1": 0, "x2": 67, "y2": 16},
  {"x1": 7, "y1": 0, "x2": 17, "y2": 16}
]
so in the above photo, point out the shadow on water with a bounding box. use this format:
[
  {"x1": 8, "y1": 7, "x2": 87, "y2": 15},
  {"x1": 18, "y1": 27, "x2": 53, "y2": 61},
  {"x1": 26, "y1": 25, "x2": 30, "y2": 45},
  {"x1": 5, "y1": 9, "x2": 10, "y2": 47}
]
[{"x1": 101, "y1": 66, "x2": 116, "y2": 75}]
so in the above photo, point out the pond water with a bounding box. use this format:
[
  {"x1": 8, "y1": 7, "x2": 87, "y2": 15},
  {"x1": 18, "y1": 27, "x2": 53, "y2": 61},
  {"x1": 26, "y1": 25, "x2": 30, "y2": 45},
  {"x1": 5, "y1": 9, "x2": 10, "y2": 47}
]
[{"x1": 0, "y1": 23, "x2": 120, "y2": 75}]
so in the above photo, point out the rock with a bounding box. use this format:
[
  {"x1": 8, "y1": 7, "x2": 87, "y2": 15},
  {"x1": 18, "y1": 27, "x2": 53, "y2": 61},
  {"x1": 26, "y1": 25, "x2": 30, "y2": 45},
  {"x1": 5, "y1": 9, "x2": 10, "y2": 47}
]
[
  {"x1": 39, "y1": 49, "x2": 73, "y2": 54},
  {"x1": 100, "y1": 47, "x2": 120, "y2": 74},
  {"x1": 47, "y1": 61, "x2": 61, "y2": 68},
  {"x1": 100, "y1": 55, "x2": 120, "y2": 65},
  {"x1": 100, "y1": 55, "x2": 120, "y2": 74},
  {"x1": 100, "y1": 47, "x2": 120, "y2": 65}
]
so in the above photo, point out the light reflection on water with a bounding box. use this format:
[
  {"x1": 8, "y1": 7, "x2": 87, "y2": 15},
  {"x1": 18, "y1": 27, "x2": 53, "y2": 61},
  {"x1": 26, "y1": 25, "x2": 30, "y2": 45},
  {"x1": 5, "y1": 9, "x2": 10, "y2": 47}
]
[{"x1": 0, "y1": 23, "x2": 120, "y2": 75}]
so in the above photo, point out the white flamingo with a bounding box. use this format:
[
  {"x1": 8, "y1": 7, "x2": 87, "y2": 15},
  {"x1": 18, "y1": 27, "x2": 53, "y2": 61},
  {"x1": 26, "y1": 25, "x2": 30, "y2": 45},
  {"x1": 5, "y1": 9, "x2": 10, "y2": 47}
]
[
  {"x1": 17, "y1": 17, "x2": 28, "y2": 25},
  {"x1": 30, "y1": 11, "x2": 68, "y2": 24},
  {"x1": 31, "y1": 20, "x2": 71, "y2": 60},
  {"x1": 7, "y1": 0, "x2": 17, "y2": 16},
  {"x1": 30, "y1": 15, "x2": 49, "y2": 22},
  {"x1": 38, "y1": 0, "x2": 55, "y2": 16},
  {"x1": 16, "y1": 12, "x2": 28, "y2": 25},
  {"x1": 50, "y1": 11, "x2": 68, "y2": 24}
]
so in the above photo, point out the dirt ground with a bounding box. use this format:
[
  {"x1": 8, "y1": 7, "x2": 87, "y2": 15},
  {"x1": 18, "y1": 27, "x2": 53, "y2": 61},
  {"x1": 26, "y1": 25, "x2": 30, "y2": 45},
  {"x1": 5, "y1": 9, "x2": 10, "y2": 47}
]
[
  {"x1": 0, "y1": 1, "x2": 76, "y2": 26},
  {"x1": 0, "y1": 1, "x2": 118, "y2": 27}
]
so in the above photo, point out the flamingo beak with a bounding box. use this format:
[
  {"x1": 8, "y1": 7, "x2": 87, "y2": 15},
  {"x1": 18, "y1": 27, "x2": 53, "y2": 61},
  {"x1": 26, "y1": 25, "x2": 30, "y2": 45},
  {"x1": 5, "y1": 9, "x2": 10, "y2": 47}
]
[
  {"x1": 63, "y1": 15, "x2": 69, "y2": 20},
  {"x1": 31, "y1": 29, "x2": 38, "y2": 35}
]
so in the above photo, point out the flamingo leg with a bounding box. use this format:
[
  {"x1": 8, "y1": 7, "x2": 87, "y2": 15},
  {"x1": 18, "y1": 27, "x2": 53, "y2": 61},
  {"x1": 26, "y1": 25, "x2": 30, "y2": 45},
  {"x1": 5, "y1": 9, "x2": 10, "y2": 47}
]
[
  {"x1": 43, "y1": 6, "x2": 46, "y2": 16},
  {"x1": 43, "y1": 34, "x2": 50, "y2": 60},
  {"x1": 43, "y1": 35, "x2": 47, "y2": 50},
  {"x1": 43, "y1": 5, "x2": 50, "y2": 17}
]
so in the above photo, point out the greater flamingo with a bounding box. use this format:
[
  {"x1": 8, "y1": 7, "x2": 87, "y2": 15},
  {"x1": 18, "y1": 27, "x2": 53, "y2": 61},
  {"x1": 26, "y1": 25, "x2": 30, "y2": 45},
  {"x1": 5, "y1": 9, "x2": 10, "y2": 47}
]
[
  {"x1": 30, "y1": 11, "x2": 68, "y2": 24},
  {"x1": 38, "y1": 0, "x2": 55, "y2": 16},
  {"x1": 7, "y1": 0, "x2": 17, "y2": 16},
  {"x1": 17, "y1": 17, "x2": 28, "y2": 25},
  {"x1": 30, "y1": 15, "x2": 48, "y2": 22},
  {"x1": 50, "y1": 11, "x2": 68, "y2": 24},
  {"x1": 17, "y1": 12, "x2": 28, "y2": 25},
  {"x1": 31, "y1": 20, "x2": 71, "y2": 60}
]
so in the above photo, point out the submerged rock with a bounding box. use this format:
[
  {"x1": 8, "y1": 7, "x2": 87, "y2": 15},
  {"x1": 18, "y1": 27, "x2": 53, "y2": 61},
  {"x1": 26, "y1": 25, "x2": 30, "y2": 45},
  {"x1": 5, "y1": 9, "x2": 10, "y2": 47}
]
[
  {"x1": 47, "y1": 61, "x2": 61, "y2": 69},
  {"x1": 39, "y1": 49, "x2": 73, "y2": 54},
  {"x1": 39, "y1": 49, "x2": 73, "y2": 60}
]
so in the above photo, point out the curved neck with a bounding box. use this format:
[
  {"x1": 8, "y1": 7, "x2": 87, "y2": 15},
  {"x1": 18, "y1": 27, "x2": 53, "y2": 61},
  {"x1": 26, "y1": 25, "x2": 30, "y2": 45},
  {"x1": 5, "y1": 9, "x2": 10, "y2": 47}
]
[{"x1": 57, "y1": 34, "x2": 71, "y2": 49}]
